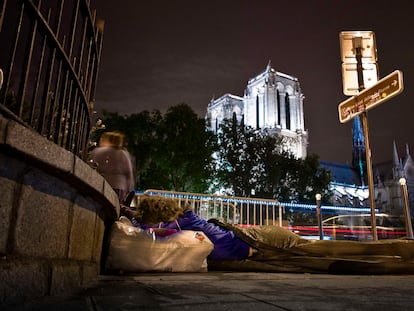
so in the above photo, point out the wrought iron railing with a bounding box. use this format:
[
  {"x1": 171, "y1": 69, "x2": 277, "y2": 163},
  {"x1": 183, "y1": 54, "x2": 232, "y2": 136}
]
[{"x1": 0, "y1": 0, "x2": 103, "y2": 159}]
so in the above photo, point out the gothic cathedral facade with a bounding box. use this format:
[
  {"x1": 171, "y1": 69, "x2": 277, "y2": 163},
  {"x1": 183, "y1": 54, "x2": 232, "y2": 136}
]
[{"x1": 206, "y1": 62, "x2": 308, "y2": 159}]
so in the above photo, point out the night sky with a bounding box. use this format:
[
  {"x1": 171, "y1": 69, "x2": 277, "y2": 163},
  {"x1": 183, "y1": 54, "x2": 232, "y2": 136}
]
[{"x1": 92, "y1": 0, "x2": 414, "y2": 165}]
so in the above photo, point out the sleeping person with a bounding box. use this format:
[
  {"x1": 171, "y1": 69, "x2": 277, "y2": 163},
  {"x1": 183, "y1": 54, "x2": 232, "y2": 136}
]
[{"x1": 131, "y1": 195, "x2": 257, "y2": 261}]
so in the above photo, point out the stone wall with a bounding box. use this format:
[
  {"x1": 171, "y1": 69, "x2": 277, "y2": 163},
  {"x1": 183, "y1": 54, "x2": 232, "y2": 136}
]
[{"x1": 0, "y1": 114, "x2": 119, "y2": 306}]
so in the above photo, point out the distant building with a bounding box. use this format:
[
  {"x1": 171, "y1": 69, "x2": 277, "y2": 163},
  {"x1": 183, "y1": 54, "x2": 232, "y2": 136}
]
[
  {"x1": 374, "y1": 142, "x2": 414, "y2": 216},
  {"x1": 320, "y1": 117, "x2": 369, "y2": 208},
  {"x1": 322, "y1": 116, "x2": 414, "y2": 216},
  {"x1": 319, "y1": 161, "x2": 369, "y2": 208},
  {"x1": 206, "y1": 62, "x2": 308, "y2": 159}
]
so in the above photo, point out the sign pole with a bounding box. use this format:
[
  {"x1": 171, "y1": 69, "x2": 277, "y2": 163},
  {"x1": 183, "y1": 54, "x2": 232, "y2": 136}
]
[
  {"x1": 360, "y1": 112, "x2": 377, "y2": 240},
  {"x1": 354, "y1": 37, "x2": 378, "y2": 240}
]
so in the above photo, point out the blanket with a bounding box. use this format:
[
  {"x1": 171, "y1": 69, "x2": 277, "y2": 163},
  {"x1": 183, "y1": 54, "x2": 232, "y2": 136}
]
[{"x1": 207, "y1": 219, "x2": 414, "y2": 274}]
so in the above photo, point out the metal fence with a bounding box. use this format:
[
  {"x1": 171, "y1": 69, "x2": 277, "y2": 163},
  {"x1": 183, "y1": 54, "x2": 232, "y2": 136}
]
[
  {"x1": 135, "y1": 189, "x2": 374, "y2": 227},
  {"x1": 0, "y1": 0, "x2": 103, "y2": 159}
]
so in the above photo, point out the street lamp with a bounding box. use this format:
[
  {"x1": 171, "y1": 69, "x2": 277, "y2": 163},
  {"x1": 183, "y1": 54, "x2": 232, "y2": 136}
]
[
  {"x1": 315, "y1": 193, "x2": 324, "y2": 240},
  {"x1": 399, "y1": 177, "x2": 413, "y2": 238}
]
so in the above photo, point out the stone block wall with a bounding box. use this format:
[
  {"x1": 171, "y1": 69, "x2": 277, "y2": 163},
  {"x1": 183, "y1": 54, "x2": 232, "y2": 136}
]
[{"x1": 0, "y1": 114, "x2": 119, "y2": 306}]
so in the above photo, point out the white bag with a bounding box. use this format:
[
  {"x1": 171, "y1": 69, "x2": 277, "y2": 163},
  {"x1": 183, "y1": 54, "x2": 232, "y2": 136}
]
[{"x1": 105, "y1": 217, "x2": 214, "y2": 272}]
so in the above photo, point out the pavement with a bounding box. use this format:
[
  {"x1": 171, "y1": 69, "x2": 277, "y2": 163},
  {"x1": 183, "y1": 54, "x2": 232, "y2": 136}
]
[{"x1": 5, "y1": 271, "x2": 414, "y2": 310}]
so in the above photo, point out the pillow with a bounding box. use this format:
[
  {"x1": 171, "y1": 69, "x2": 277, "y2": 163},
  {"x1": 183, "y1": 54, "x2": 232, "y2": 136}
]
[{"x1": 105, "y1": 217, "x2": 214, "y2": 272}]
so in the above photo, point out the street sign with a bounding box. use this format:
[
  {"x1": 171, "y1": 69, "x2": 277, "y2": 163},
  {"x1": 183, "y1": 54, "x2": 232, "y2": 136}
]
[
  {"x1": 339, "y1": 31, "x2": 379, "y2": 96},
  {"x1": 342, "y1": 62, "x2": 378, "y2": 95},
  {"x1": 340, "y1": 31, "x2": 377, "y2": 64},
  {"x1": 338, "y1": 70, "x2": 404, "y2": 123}
]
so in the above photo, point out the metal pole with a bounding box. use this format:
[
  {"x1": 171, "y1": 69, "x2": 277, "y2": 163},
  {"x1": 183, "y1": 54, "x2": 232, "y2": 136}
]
[
  {"x1": 361, "y1": 112, "x2": 377, "y2": 240},
  {"x1": 354, "y1": 37, "x2": 378, "y2": 240},
  {"x1": 315, "y1": 194, "x2": 324, "y2": 240},
  {"x1": 399, "y1": 178, "x2": 414, "y2": 238},
  {"x1": 278, "y1": 204, "x2": 283, "y2": 227}
]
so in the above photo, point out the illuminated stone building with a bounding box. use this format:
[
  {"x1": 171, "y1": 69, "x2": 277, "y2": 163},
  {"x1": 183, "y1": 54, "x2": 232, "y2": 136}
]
[
  {"x1": 374, "y1": 142, "x2": 414, "y2": 216},
  {"x1": 322, "y1": 116, "x2": 414, "y2": 216},
  {"x1": 206, "y1": 62, "x2": 308, "y2": 159}
]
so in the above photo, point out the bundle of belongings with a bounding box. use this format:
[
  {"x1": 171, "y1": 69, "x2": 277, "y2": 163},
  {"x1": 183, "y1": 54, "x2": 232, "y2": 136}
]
[
  {"x1": 105, "y1": 195, "x2": 414, "y2": 274},
  {"x1": 105, "y1": 217, "x2": 213, "y2": 272}
]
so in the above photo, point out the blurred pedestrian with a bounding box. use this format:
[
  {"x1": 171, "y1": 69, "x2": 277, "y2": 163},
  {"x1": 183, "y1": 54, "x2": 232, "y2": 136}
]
[{"x1": 89, "y1": 131, "x2": 135, "y2": 204}]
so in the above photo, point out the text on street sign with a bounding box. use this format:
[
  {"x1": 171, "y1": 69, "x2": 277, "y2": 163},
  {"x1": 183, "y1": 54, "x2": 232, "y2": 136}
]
[{"x1": 338, "y1": 70, "x2": 403, "y2": 123}]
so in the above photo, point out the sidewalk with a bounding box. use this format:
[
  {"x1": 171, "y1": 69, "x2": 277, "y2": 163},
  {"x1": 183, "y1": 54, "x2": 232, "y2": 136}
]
[{"x1": 6, "y1": 271, "x2": 414, "y2": 310}]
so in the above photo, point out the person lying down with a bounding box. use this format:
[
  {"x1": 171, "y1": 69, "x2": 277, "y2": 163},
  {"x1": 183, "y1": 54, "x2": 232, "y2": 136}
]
[
  {"x1": 131, "y1": 194, "x2": 260, "y2": 261},
  {"x1": 129, "y1": 195, "x2": 414, "y2": 274}
]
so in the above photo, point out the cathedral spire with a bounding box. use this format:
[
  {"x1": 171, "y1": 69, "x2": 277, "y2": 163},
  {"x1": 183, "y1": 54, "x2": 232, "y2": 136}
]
[
  {"x1": 266, "y1": 60, "x2": 272, "y2": 72},
  {"x1": 393, "y1": 140, "x2": 400, "y2": 167},
  {"x1": 352, "y1": 116, "x2": 366, "y2": 185},
  {"x1": 392, "y1": 140, "x2": 404, "y2": 180}
]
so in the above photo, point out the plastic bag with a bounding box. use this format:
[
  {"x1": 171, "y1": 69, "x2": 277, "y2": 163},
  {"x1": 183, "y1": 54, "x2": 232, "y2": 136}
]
[{"x1": 105, "y1": 217, "x2": 214, "y2": 272}]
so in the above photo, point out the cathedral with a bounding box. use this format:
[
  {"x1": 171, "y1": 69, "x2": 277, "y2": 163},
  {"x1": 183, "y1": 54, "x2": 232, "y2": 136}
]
[
  {"x1": 206, "y1": 63, "x2": 414, "y2": 218},
  {"x1": 374, "y1": 141, "x2": 414, "y2": 215},
  {"x1": 320, "y1": 117, "x2": 414, "y2": 215},
  {"x1": 322, "y1": 115, "x2": 414, "y2": 217},
  {"x1": 206, "y1": 62, "x2": 308, "y2": 159}
]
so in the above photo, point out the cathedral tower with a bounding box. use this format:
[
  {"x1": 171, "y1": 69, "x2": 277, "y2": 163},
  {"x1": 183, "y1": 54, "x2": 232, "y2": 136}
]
[{"x1": 206, "y1": 63, "x2": 308, "y2": 159}]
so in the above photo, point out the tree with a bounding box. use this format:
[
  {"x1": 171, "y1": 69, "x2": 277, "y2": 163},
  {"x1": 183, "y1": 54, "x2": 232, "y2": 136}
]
[
  {"x1": 152, "y1": 104, "x2": 216, "y2": 192},
  {"x1": 214, "y1": 118, "x2": 258, "y2": 196},
  {"x1": 94, "y1": 109, "x2": 163, "y2": 189},
  {"x1": 214, "y1": 118, "x2": 331, "y2": 204},
  {"x1": 98, "y1": 104, "x2": 216, "y2": 193}
]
